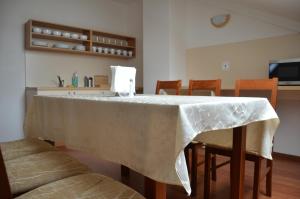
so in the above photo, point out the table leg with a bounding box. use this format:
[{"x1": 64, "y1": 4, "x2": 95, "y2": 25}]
[
  {"x1": 144, "y1": 177, "x2": 167, "y2": 199},
  {"x1": 231, "y1": 126, "x2": 246, "y2": 199},
  {"x1": 121, "y1": 165, "x2": 130, "y2": 177}
]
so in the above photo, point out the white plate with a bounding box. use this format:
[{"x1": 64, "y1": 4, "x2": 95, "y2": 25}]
[
  {"x1": 73, "y1": 45, "x2": 86, "y2": 51},
  {"x1": 53, "y1": 43, "x2": 70, "y2": 49},
  {"x1": 32, "y1": 40, "x2": 48, "y2": 47}
]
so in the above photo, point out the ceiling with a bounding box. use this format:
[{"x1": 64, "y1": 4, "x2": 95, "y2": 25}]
[
  {"x1": 237, "y1": 0, "x2": 300, "y2": 22},
  {"x1": 112, "y1": 0, "x2": 300, "y2": 23},
  {"x1": 111, "y1": 0, "x2": 139, "y2": 5},
  {"x1": 199, "y1": 0, "x2": 300, "y2": 22}
]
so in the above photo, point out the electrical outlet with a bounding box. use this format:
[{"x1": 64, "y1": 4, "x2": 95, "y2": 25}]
[{"x1": 222, "y1": 61, "x2": 230, "y2": 71}]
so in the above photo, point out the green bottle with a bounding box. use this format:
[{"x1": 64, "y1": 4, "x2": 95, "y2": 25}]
[{"x1": 72, "y1": 72, "x2": 78, "y2": 88}]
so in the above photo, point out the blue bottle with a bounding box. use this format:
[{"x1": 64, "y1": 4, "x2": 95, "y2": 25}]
[{"x1": 72, "y1": 72, "x2": 79, "y2": 88}]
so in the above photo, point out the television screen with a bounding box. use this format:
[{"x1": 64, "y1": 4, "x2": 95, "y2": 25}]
[{"x1": 269, "y1": 61, "x2": 300, "y2": 85}]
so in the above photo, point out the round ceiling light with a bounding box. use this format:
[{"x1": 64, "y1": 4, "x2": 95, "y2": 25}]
[{"x1": 210, "y1": 14, "x2": 231, "y2": 28}]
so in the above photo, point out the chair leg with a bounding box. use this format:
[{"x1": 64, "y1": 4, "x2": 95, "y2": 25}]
[
  {"x1": 211, "y1": 154, "x2": 217, "y2": 181},
  {"x1": 230, "y1": 158, "x2": 233, "y2": 188},
  {"x1": 253, "y1": 158, "x2": 261, "y2": 199},
  {"x1": 190, "y1": 144, "x2": 198, "y2": 197},
  {"x1": 266, "y1": 159, "x2": 273, "y2": 197},
  {"x1": 184, "y1": 146, "x2": 190, "y2": 174},
  {"x1": 204, "y1": 148, "x2": 211, "y2": 199}
]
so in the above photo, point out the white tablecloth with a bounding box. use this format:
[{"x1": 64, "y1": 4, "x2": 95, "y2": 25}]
[{"x1": 24, "y1": 95, "x2": 279, "y2": 194}]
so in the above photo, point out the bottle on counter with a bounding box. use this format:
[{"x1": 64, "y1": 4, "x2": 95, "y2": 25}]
[
  {"x1": 72, "y1": 72, "x2": 79, "y2": 88},
  {"x1": 84, "y1": 76, "x2": 89, "y2": 87},
  {"x1": 88, "y1": 77, "x2": 93, "y2": 87}
]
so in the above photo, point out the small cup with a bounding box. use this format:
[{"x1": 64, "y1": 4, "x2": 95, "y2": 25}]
[
  {"x1": 110, "y1": 48, "x2": 115, "y2": 54},
  {"x1": 116, "y1": 49, "x2": 122, "y2": 55},
  {"x1": 108, "y1": 38, "x2": 112, "y2": 44},
  {"x1": 103, "y1": 37, "x2": 108, "y2": 44},
  {"x1": 93, "y1": 35, "x2": 98, "y2": 42},
  {"x1": 128, "y1": 51, "x2": 133, "y2": 57},
  {"x1": 92, "y1": 46, "x2": 97, "y2": 52},
  {"x1": 32, "y1": 27, "x2": 42, "y2": 33},
  {"x1": 116, "y1": 39, "x2": 121, "y2": 46},
  {"x1": 42, "y1": 28, "x2": 52, "y2": 35},
  {"x1": 123, "y1": 50, "x2": 127, "y2": 56},
  {"x1": 98, "y1": 36, "x2": 105, "y2": 43},
  {"x1": 97, "y1": 47, "x2": 103, "y2": 53},
  {"x1": 111, "y1": 39, "x2": 117, "y2": 45},
  {"x1": 103, "y1": 48, "x2": 109, "y2": 54},
  {"x1": 63, "y1": 32, "x2": 70, "y2": 38},
  {"x1": 53, "y1": 30, "x2": 61, "y2": 36}
]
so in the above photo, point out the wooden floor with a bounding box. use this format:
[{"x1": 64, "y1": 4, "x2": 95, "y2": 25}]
[{"x1": 63, "y1": 148, "x2": 300, "y2": 199}]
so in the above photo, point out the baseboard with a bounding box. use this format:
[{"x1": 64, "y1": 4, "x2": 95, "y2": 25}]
[{"x1": 273, "y1": 152, "x2": 300, "y2": 161}]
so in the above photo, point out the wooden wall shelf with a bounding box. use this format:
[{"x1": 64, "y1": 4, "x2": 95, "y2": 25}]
[{"x1": 25, "y1": 19, "x2": 136, "y2": 59}]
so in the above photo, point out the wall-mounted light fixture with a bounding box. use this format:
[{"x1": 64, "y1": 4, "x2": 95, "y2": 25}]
[{"x1": 210, "y1": 14, "x2": 231, "y2": 28}]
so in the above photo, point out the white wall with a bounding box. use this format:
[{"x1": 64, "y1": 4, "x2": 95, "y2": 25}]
[
  {"x1": 143, "y1": 0, "x2": 187, "y2": 93},
  {"x1": 126, "y1": 0, "x2": 143, "y2": 87},
  {"x1": 143, "y1": 0, "x2": 171, "y2": 93},
  {"x1": 0, "y1": 0, "x2": 142, "y2": 141},
  {"x1": 0, "y1": 0, "x2": 26, "y2": 141},
  {"x1": 169, "y1": 0, "x2": 187, "y2": 85}
]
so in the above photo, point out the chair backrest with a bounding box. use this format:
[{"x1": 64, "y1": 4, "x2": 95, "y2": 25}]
[
  {"x1": 235, "y1": 78, "x2": 278, "y2": 108},
  {"x1": 188, "y1": 79, "x2": 221, "y2": 96},
  {"x1": 0, "y1": 146, "x2": 12, "y2": 199},
  {"x1": 155, "y1": 80, "x2": 182, "y2": 95}
]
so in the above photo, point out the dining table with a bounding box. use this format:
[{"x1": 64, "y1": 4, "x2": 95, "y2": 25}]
[{"x1": 24, "y1": 94, "x2": 279, "y2": 199}]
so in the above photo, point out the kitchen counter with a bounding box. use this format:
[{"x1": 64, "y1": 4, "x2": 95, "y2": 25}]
[{"x1": 25, "y1": 87, "x2": 112, "y2": 113}]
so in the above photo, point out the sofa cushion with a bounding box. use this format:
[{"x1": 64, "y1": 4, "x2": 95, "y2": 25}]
[
  {"x1": 5, "y1": 151, "x2": 89, "y2": 195},
  {"x1": 16, "y1": 173, "x2": 145, "y2": 199},
  {"x1": 0, "y1": 138, "x2": 55, "y2": 161}
]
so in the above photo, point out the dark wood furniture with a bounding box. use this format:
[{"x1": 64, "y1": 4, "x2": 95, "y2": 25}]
[
  {"x1": 0, "y1": 146, "x2": 12, "y2": 199},
  {"x1": 204, "y1": 78, "x2": 278, "y2": 199},
  {"x1": 188, "y1": 79, "x2": 221, "y2": 96},
  {"x1": 155, "y1": 80, "x2": 182, "y2": 95},
  {"x1": 185, "y1": 79, "x2": 221, "y2": 196}
]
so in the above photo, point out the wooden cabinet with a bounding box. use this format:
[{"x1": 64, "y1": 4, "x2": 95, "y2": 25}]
[{"x1": 25, "y1": 19, "x2": 136, "y2": 59}]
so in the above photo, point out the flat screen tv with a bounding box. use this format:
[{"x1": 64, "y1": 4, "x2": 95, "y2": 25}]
[{"x1": 269, "y1": 59, "x2": 300, "y2": 85}]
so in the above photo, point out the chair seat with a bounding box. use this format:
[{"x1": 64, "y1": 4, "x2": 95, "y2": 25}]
[
  {"x1": 16, "y1": 173, "x2": 145, "y2": 199},
  {"x1": 5, "y1": 151, "x2": 89, "y2": 195},
  {"x1": 195, "y1": 125, "x2": 271, "y2": 159},
  {"x1": 0, "y1": 138, "x2": 55, "y2": 161}
]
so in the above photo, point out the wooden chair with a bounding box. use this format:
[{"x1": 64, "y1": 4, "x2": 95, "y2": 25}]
[
  {"x1": 0, "y1": 138, "x2": 55, "y2": 161},
  {"x1": 186, "y1": 79, "x2": 221, "y2": 197},
  {"x1": 0, "y1": 146, "x2": 145, "y2": 199},
  {"x1": 188, "y1": 79, "x2": 221, "y2": 96},
  {"x1": 155, "y1": 80, "x2": 182, "y2": 95},
  {"x1": 204, "y1": 78, "x2": 278, "y2": 199},
  {"x1": 0, "y1": 146, "x2": 11, "y2": 199}
]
